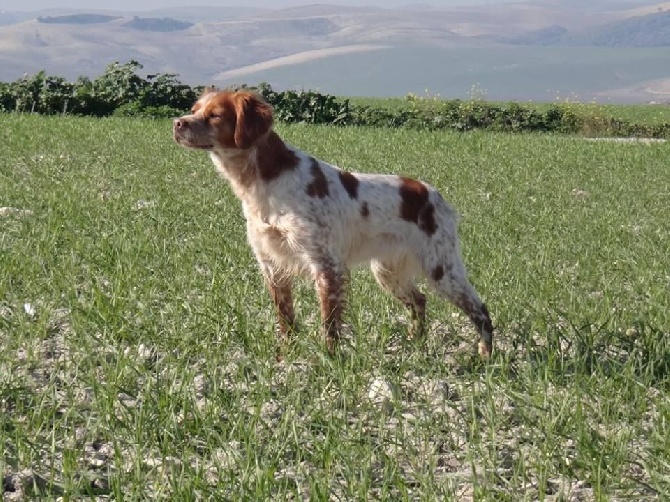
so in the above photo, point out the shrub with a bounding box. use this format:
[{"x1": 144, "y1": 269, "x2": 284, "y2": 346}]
[
  {"x1": 113, "y1": 103, "x2": 184, "y2": 119},
  {"x1": 0, "y1": 60, "x2": 668, "y2": 139}
]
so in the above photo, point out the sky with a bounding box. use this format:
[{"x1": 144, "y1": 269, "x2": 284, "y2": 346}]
[{"x1": 0, "y1": 0, "x2": 526, "y2": 11}]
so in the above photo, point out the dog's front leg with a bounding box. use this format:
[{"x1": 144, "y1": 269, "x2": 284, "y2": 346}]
[
  {"x1": 313, "y1": 261, "x2": 347, "y2": 355},
  {"x1": 258, "y1": 260, "x2": 296, "y2": 343}
]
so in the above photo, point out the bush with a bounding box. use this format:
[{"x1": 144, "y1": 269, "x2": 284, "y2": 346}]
[
  {"x1": 256, "y1": 84, "x2": 352, "y2": 125},
  {"x1": 2, "y1": 71, "x2": 75, "y2": 114},
  {"x1": 1, "y1": 60, "x2": 668, "y2": 139},
  {"x1": 113, "y1": 103, "x2": 184, "y2": 119}
]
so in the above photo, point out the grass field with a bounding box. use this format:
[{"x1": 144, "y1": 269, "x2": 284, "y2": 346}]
[{"x1": 1, "y1": 115, "x2": 669, "y2": 500}]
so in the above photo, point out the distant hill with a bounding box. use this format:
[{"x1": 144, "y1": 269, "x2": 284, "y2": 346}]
[
  {"x1": 122, "y1": 17, "x2": 193, "y2": 32},
  {"x1": 506, "y1": 9, "x2": 670, "y2": 47},
  {"x1": 208, "y1": 43, "x2": 670, "y2": 103},
  {"x1": 37, "y1": 14, "x2": 120, "y2": 25},
  {"x1": 135, "y1": 6, "x2": 266, "y2": 23},
  {"x1": 0, "y1": 12, "x2": 28, "y2": 27},
  {"x1": 566, "y1": 9, "x2": 670, "y2": 46},
  {"x1": 505, "y1": 25, "x2": 569, "y2": 45},
  {"x1": 35, "y1": 13, "x2": 194, "y2": 32},
  {"x1": 1, "y1": 2, "x2": 670, "y2": 103}
]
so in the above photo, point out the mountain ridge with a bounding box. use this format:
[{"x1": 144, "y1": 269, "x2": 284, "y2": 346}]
[{"x1": 1, "y1": 2, "x2": 669, "y2": 102}]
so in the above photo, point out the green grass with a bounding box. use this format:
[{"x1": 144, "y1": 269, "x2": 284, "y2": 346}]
[{"x1": 1, "y1": 114, "x2": 669, "y2": 500}]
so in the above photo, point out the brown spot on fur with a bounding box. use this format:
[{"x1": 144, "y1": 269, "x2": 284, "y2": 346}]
[
  {"x1": 306, "y1": 158, "x2": 329, "y2": 198},
  {"x1": 398, "y1": 177, "x2": 437, "y2": 236},
  {"x1": 432, "y1": 265, "x2": 445, "y2": 282},
  {"x1": 399, "y1": 177, "x2": 427, "y2": 222},
  {"x1": 338, "y1": 171, "x2": 359, "y2": 199},
  {"x1": 205, "y1": 131, "x2": 298, "y2": 191},
  {"x1": 361, "y1": 202, "x2": 370, "y2": 218},
  {"x1": 419, "y1": 203, "x2": 437, "y2": 235},
  {"x1": 256, "y1": 132, "x2": 300, "y2": 182}
]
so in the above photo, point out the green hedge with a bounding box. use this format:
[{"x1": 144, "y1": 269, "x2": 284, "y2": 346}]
[{"x1": 1, "y1": 60, "x2": 668, "y2": 138}]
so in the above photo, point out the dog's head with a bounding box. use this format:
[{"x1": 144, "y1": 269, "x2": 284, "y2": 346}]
[{"x1": 173, "y1": 90, "x2": 274, "y2": 151}]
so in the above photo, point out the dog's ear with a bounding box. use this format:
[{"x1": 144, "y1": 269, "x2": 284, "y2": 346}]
[{"x1": 233, "y1": 92, "x2": 273, "y2": 149}]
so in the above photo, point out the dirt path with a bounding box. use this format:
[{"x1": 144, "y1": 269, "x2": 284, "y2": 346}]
[{"x1": 213, "y1": 44, "x2": 389, "y2": 81}]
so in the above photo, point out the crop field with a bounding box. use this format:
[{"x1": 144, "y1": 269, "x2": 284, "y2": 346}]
[{"x1": 1, "y1": 115, "x2": 669, "y2": 500}]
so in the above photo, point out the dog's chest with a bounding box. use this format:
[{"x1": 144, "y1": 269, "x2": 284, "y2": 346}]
[{"x1": 247, "y1": 213, "x2": 308, "y2": 273}]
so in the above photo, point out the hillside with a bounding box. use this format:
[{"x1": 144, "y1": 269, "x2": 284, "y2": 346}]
[
  {"x1": 33, "y1": 14, "x2": 194, "y2": 32},
  {"x1": 0, "y1": 7, "x2": 476, "y2": 87},
  {"x1": 506, "y1": 9, "x2": 670, "y2": 46},
  {"x1": 212, "y1": 44, "x2": 670, "y2": 103},
  {"x1": 0, "y1": 2, "x2": 669, "y2": 102},
  {"x1": 37, "y1": 14, "x2": 121, "y2": 24},
  {"x1": 122, "y1": 17, "x2": 193, "y2": 32},
  {"x1": 566, "y1": 9, "x2": 670, "y2": 46}
]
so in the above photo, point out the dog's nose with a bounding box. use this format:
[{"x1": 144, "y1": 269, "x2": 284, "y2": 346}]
[{"x1": 173, "y1": 118, "x2": 185, "y2": 129}]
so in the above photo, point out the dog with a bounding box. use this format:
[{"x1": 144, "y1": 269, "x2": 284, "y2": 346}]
[{"x1": 173, "y1": 90, "x2": 494, "y2": 358}]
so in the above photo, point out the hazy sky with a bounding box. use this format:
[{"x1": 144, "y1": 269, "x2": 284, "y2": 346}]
[{"x1": 1, "y1": 0, "x2": 524, "y2": 11}]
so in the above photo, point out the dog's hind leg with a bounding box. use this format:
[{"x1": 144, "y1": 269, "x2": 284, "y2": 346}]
[
  {"x1": 423, "y1": 243, "x2": 494, "y2": 358},
  {"x1": 371, "y1": 259, "x2": 426, "y2": 339}
]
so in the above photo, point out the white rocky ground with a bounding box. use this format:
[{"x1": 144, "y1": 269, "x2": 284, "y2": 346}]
[{"x1": 1, "y1": 305, "x2": 618, "y2": 501}]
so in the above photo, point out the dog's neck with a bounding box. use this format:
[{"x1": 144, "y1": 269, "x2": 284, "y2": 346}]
[
  {"x1": 209, "y1": 131, "x2": 300, "y2": 211},
  {"x1": 209, "y1": 148, "x2": 257, "y2": 201}
]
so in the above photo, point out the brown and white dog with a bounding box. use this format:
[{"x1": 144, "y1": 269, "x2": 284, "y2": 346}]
[{"x1": 173, "y1": 90, "x2": 494, "y2": 358}]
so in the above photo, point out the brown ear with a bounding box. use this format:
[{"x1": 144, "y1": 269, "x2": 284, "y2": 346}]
[{"x1": 233, "y1": 92, "x2": 273, "y2": 149}]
